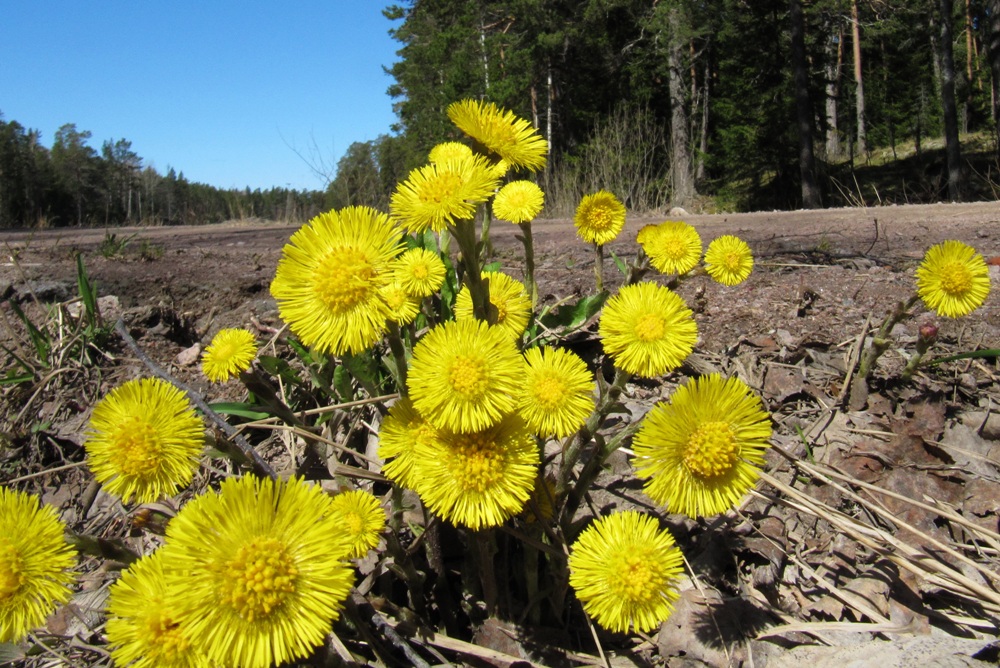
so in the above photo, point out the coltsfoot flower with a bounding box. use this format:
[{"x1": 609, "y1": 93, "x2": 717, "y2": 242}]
[
  {"x1": 85, "y1": 377, "x2": 205, "y2": 504},
  {"x1": 328, "y1": 490, "x2": 386, "y2": 559},
  {"x1": 378, "y1": 397, "x2": 445, "y2": 490},
  {"x1": 568, "y1": 511, "x2": 684, "y2": 634},
  {"x1": 161, "y1": 476, "x2": 354, "y2": 668},
  {"x1": 916, "y1": 240, "x2": 990, "y2": 318},
  {"x1": 390, "y1": 155, "x2": 500, "y2": 233},
  {"x1": 411, "y1": 413, "x2": 540, "y2": 530},
  {"x1": 640, "y1": 221, "x2": 703, "y2": 275},
  {"x1": 201, "y1": 328, "x2": 257, "y2": 382},
  {"x1": 447, "y1": 99, "x2": 548, "y2": 172},
  {"x1": 704, "y1": 235, "x2": 754, "y2": 286},
  {"x1": 574, "y1": 190, "x2": 627, "y2": 246},
  {"x1": 407, "y1": 319, "x2": 523, "y2": 433},
  {"x1": 379, "y1": 282, "x2": 422, "y2": 325},
  {"x1": 455, "y1": 271, "x2": 532, "y2": 340},
  {"x1": 392, "y1": 247, "x2": 446, "y2": 297},
  {"x1": 270, "y1": 206, "x2": 402, "y2": 355},
  {"x1": 0, "y1": 488, "x2": 77, "y2": 643},
  {"x1": 517, "y1": 346, "x2": 595, "y2": 438},
  {"x1": 599, "y1": 282, "x2": 698, "y2": 378},
  {"x1": 105, "y1": 550, "x2": 209, "y2": 668},
  {"x1": 493, "y1": 180, "x2": 544, "y2": 223},
  {"x1": 428, "y1": 141, "x2": 472, "y2": 164},
  {"x1": 633, "y1": 374, "x2": 772, "y2": 517}
]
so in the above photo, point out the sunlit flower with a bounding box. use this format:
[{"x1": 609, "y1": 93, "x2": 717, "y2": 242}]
[
  {"x1": 633, "y1": 374, "x2": 772, "y2": 517},
  {"x1": 447, "y1": 99, "x2": 548, "y2": 172},
  {"x1": 411, "y1": 413, "x2": 539, "y2": 530},
  {"x1": 599, "y1": 282, "x2": 697, "y2": 378},
  {"x1": 161, "y1": 476, "x2": 354, "y2": 668},
  {"x1": 105, "y1": 550, "x2": 209, "y2": 668},
  {"x1": 85, "y1": 378, "x2": 205, "y2": 504},
  {"x1": 201, "y1": 328, "x2": 257, "y2": 382},
  {"x1": 703, "y1": 235, "x2": 754, "y2": 286},
  {"x1": 916, "y1": 240, "x2": 991, "y2": 318},
  {"x1": 271, "y1": 206, "x2": 402, "y2": 355},
  {"x1": 390, "y1": 155, "x2": 501, "y2": 233},
  {"x1": 574, "y1": 190, "x2": 627, "y2": 246},
  {"x1": 517, "y1": 346, "x2": 595, "y2": 438},
  {"x1": 328, "y1": 490, "x2": 386, "y2": 559},
  {"x1": 455, "y1": 271, "x2": 532, "y2": 340},
  {"x1": 493, "y1": 180, "x2": 544, "y2": 224},
  {"x1": 429, "y1": 141, "x2": 472, "y2": 164},
  {"x1": 407, "y1": 318, "x2": 523, "y2": 433},
  {"x1": 378, "y1": 397, "x2": 445, "y2": 490},
  {"x1": 640, "y1": 221, "x2": 702, "y2": 275},
  {"x1": 379, "y1": 282, "x2": 422, "y2": 325},
  {"x1": 392, "y1": 247, "x2": 446, "y2": 297},
  {"x1": 0, "y1": 488, "x2": 76, "y2": 643},
  {"x1": 568, "y1": 511, "x2": 684, "y2": 634}
]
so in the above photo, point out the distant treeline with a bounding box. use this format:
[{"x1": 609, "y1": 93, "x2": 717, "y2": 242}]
[{"x1": 0, "y1": 119, "x2": 329, "y2": 229}]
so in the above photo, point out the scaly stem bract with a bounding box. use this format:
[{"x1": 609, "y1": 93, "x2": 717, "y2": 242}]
[
  {"x1": 594, "y1": 243, "x2": 605, "y2": 292},
  {"x1": 519, "y1": 220, "x2": 538, "y2": 306},
  {"x1": 451, "y1": 217, "x2": 496, "y2": 324}
]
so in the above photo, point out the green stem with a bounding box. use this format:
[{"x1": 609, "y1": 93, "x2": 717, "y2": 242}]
[
  {"x1": 857, "y1": 294, "x2": 920, "y2": 381},
  {"x1": 385, "y1": 321, "x2": 409, "y2": 395},
  {"x1": 594, "y1": 243, "x2": 605, "y2": 292},
  {"x1": 480, "y1": 207, "x2": 494, "y2": 261},
  {"x1": 451, "y1": 218, "x2": 495, "y2": 324},
  {"x1": 519, "y1": 220, "x2": 538, "y2": 306},
  {"x1": 239, "y1": 367, "x2": 301, "y2": 427}
]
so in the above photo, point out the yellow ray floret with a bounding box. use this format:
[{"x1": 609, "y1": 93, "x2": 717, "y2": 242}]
[
  {"x1": 632, "y1": 374, "x2": 772, "y2": 517},
  {"x1": 574, "y1": 190, "x2": 627, "y2": 246},
  {"x1": 328, "y1": 489, "x2": 386, "y2": 559},
  {"x1": 703, "y1": 234, "x2": 754, "y2": 286},
  {"x1": 568, "y1": 511, "x2": 684, "y2": 634},
  {"x1": 201, "y1": 328, "x2": 257, "y2": 382},
  {"x1": 378, "y1": 397, "x2": 446, "y2": 490},
  {"x1": 639, "y1": 220, "x2": 703, "y2": 276},
  {"x1": 493, "y1": 180, "x2": 545, "y2": 224},
  {"x1": 390, "y1": 155, "x2": 500, "y2": 233},
  {"x1": 447, "y1": 99, "x2": 548, "y2": 172},
  {"x1": 915, "y1": 239, "x2": 990, "y2": 318},
  {"x1": 454, "y1": 271, "x2": 532, "y2": 340},
  {"x1": 517, "y1": 346, "x2": 595, "y2": 438}
]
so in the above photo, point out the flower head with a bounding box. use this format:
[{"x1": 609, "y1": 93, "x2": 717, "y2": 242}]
[
  {"x1": 428, "y1": 141, "x2": 472, "y2": 164},
  {"x1": 455, "y1": 271, "x2": 532, "y2": 340},
  {"x1": 633, "y1": 374, "x2": 772, "y2": 517},
  {"x1": 0, "y1": 488, "x2": 76, "y2": 643},
  {"x1": 408, "y1": 319, "x2": 523, "y2": 433},
  {"x1": 105, "y1": 550, "x2": 209, "y2": 668},
  {"x1": 378, "y1": 397, "x2": 445, "y2": 490},
  {"x1": 518, "y1": 347, "x2": 595, "y2": 438},
  {"x1": 161, "y1": 476, "x2": 354, "y2": 668},
  {"x1": 447, "y1": 99, "x2": 548, "y2": 172},
  {"x1": 704, "y1": 235, "x2": 754, "y2": 286},
  {"x1": 640, "y1": 221, "x2": 703, "y2": 275},
  {"x1": 271, "y1": 206, "x2": 402, "y2": 355},
  {"x1": 392, "y1": 247, "x2": 447, "y2": 297},
  {"x1": 390, "y1": 155, "x2": 501, "y2": 233},
  {"x1": 599, "y1": 282, "x2": 697, "y2": 378},
  {"x1": 201, "y1": 328, "x2": 257, "y2": 382},
  {"x1": 916, "y1": 240, "x2": 991, "y2": 318},
  {"x1": 85, "y1": 378, "x2": 205, "y2": 504},
  {"x1": 379, "y1": 282, "x2": 422, "y2": 325},
  {"x1": 411, "y1": 414, "x2": 539, "y2": 530},
  {"x1": 328, "y1": 490, "x2": 386, "y2": 559},
  {"x1": 574, "y1": 190, "x2": 627, "y2": 246},
  {"x1": 568, "y1": 511, "x2": 683, "y2": 634},
  {"x1": 493, "y1": 180, "x2": 544, "y2": 224}
]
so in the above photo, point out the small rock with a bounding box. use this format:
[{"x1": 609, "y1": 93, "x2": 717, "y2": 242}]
[
  {"x1": 175, "y1": 342, "x2": 202, "y2": 367},
  {"x1": 668, "y1": 206, "x2": 689, "y2": 217}
]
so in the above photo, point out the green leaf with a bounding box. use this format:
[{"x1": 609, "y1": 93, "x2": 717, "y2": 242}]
[
  {"x1": 0, "y1": 369, "x2": 34, "y2": 386},
  {"x1": 334, "y1": 365, "x2": 354, "y2": 402},
  {"x1": 609, "y1": 249, "x2": 628, "y2": 276},
  {"x1": 257, "y1": 355, "x2": 302, "y2": 385},
  {"x1": 926, "y1": 349, "x2": 1000, "y2": 366},
  {"x1": 75, "y1": 253, "x2": 99, "y2": 328},
  {"x1": 207, "y1": 402, "x2": 270, "y2": 420},
  {"x1": 482, "y1": 260, "x2": 502, "y2": 273},
  {"x1": 8, "y1": 300, "x2": 50, "y2": 367}
]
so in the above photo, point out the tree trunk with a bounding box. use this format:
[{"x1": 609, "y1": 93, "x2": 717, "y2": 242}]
[
  {"x1": 825, "y1": 20, "x2": 844, "y2": 159},
  {"x1": 851, "y1": 0, "x2": 867, "y2": 156},
  {"x1": 667, "y1": 7, "x2": 695, "y2": 206},
  {"x1": 939, "y1": 0, "x2": 964, "y2": 200},
  {"x1": 987, "y1": 0, "x2": 1000, "y2": 157},
  {"x1": 696, "y1": 54, "x2": 710, "y2": 182},
  {"x1": 790, "y1": 0, "x2": 823, "y2": 208}
]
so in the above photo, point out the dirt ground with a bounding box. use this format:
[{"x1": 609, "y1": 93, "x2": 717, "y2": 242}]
[{"x1": 2, "y1": 201, "x2": 1000, "y2": 666}]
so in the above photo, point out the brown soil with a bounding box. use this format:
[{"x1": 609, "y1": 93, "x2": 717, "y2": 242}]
[{"x1": 1, "y1": 201, "x2": 999, "y2": 666}]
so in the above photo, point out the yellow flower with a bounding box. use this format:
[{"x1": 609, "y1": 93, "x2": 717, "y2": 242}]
[
  {"x1": 568, "y1": 511, "x2": 684, "y2": 634},
  {"x1": 85, "y1": 378, "x2": 205, "y2": 504},
  {"x1": 455, "y1": 271, "x2": 532, "y2": 340},
  {"x1": 518, "y1": 347, "x2": 595, "y2": 438},
  {"x1": 201, "y1": 328, "x2": 257, "y2": 382},
  {"x1": 640, "y1": 221, "x2": 702, "y2": 275},
  {"x1": 447, "y1": 99, "x2": 548, "y2": 172},
  {"x1": 270, "y1": 206, "x2": 402, "y2": 356},
  {"x1": 407, "y1": 319, "x2": 523, "y2": 433},
  {"x1": 105, "y1": 550, "x2": 209, "y2": 668},
  {"x1": 390, "y1": 155, "x2": 501, "y2": 234},
  {"x1": 428, "y1": 141, "x2": 472, "y2": 164},
  {"x1": 633, "y1": 374, "x2": 772, "y2": 517},
  {"x1": 392, "y1": 247, "x2": 446, "y2": 297},
  {"x1": 328, "y1": 490, "x2": 386, "y2": 559},
  {"x1": 411, "y1": 414, "x2": 539, "y2": 530},
  {"x1": 599, "y1": 282, "x2": 697, "y2": 378},
  {"x1": 493, "y1": 180, "x2": 544, "y2": 223},
  {"x1": 916, "y1": 240, "x2": 991, "y2": 318},
  {"x1": 704, "y1": 235, "x2": 753, "y2": 286},
  {"x1": 574, "y1": 190, "x2": 627, "y2": 246},
  {"x1": 379, "y1": 282, "x2": 422, "y2": 325},
  {"x1": 161, "y1": 476, "x2": 354, "y2": 668},
  {"x1": 0, "y1": 488, "x2": 76, "y2": 643},
  {"x1": 378, "y1": 397, "x2": 445, "y2": 490}
]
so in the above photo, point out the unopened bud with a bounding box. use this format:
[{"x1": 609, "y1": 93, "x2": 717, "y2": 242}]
[{"x1": 918, "y1": 323, "x2": 939, "y2": 344}]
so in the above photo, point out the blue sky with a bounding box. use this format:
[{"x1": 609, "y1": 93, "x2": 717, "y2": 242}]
[{"x1": 0, "y1": 2, "x2": 401, "y2": 191}]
